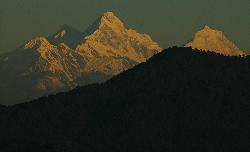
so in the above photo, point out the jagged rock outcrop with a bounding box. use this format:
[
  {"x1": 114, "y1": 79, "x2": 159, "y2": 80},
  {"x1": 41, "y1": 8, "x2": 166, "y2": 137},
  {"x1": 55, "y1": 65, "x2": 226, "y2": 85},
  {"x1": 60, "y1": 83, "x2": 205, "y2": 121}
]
[
  {"x1": 0, "y1": 12, "x2": 161, "y2": 105},
  {"x1": 186, "y1": 25, "x2": 246, "y2": 56}
]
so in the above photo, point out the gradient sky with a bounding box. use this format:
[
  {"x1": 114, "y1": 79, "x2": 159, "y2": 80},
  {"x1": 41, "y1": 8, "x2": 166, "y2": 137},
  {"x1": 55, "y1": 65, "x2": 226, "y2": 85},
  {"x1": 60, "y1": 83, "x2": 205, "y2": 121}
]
[{"x1": 0, "y1": 0, "x2": 249, "y2": 53}]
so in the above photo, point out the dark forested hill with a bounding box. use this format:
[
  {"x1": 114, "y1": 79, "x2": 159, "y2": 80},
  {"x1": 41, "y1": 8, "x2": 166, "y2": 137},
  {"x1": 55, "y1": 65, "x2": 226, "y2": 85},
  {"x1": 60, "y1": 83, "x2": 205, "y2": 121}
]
[
  {"x1": 0, "y1": 105, "x2": 5, "y2": 112},
  {"x1": 0, "y1": 47, "x2": 250, "y2": 152}
]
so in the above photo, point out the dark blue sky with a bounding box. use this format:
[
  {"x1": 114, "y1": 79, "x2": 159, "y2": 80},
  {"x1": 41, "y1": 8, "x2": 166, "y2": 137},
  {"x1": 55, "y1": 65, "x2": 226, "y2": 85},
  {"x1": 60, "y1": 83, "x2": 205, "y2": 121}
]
[{"x1": 0, "y1": 0, "x2": 249, "y2": 53}]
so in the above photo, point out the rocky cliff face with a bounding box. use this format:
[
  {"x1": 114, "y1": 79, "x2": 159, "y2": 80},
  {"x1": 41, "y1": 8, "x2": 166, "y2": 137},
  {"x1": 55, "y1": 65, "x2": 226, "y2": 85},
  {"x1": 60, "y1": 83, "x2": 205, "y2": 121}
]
[
  {"x1": 186, "y1": 26, "x2": 246, "y2": 56},
  {"x1": 0, "y1": 12, "x2": 161, "y2": 105}
]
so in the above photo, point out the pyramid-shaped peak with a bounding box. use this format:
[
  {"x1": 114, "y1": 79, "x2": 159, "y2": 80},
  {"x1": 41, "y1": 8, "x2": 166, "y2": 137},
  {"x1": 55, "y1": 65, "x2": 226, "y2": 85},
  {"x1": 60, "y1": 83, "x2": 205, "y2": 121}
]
[
  {"x1": 203, "y1": 25, "x2": 212, "y2": 30},
  {"x1": 185, "y1": 26, "x2": 246, "y2": 56},
  {"x1": 82, "y1": 12, "x2": 125, "y2": 35},
  {"x1": 200, "y1": 25, "x2": 217, "y2": 32},
  {"x1": 101, "y1": 12, "x2": 119, "y2": 21},
  {"x1": 99, "y1": 11, "x2": 124, "y2": 28},
  {"x1": 196, "y1": 25, "x2": 225, "y2": 38},
  {"x1": 200, "y1": 25, "x2": 223, "y2": 33},
  {"x1": 102, "y1": 12, "x2": 116, "y2": 18}
]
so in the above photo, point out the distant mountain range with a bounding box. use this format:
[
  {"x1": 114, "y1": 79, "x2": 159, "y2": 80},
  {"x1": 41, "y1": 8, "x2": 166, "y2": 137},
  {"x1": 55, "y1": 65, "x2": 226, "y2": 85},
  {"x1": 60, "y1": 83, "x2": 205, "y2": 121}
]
[
  {"x1": 0, "y1": 12, "x2": 161, "y2": 105},
  {"x1": 0, "y1": 47, "x2": 249, "y2": 151},
  {"x1": 0, "y1": 12, "x2": 247, "y2": 105}
]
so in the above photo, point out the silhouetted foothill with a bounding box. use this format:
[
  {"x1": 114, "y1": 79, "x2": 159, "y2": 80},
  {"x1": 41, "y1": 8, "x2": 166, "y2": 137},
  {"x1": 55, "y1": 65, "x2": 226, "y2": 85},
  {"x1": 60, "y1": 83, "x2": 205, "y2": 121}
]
[
  {"x1": 0, "y1": 105, "x2": 5, "y2": 111},
  {"x1": 0, "y1": 47, "x2": 250, "y2": 152}
]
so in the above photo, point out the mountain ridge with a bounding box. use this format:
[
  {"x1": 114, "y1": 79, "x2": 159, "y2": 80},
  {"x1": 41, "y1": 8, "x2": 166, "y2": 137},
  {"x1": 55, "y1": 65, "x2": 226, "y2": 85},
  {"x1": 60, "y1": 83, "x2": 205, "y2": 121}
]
[{"x1": 0, "y1": 12, "x2": 162, "y2": 105}]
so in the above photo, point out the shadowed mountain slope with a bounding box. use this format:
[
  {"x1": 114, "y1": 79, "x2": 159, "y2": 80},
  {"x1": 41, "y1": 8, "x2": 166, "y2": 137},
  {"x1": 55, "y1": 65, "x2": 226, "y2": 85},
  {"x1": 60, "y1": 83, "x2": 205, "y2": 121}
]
[
  {"x1": 0, "y1": 47, "x2": 249, "y2": 152},
  {"x1": 47, "y1": 24, "x2": 85, "y2": 49}
]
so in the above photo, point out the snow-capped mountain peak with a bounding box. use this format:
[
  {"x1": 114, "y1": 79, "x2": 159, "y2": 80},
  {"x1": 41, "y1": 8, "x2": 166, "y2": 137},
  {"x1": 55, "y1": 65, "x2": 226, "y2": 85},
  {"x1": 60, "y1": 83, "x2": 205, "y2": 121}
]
[
  {"x1": 186, "y1": 26, "x2": 246, "y2": 56},
  {"x1": 99, "y1": 12, "x2": 125, "y2": 29},
  {"x1": 77, "y1": 12, "x2": 161, "y2": 63}
]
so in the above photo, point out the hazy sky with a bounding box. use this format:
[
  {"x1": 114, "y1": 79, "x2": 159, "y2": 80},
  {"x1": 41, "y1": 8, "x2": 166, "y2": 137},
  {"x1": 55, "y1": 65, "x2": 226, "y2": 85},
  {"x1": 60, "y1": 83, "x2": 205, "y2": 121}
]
[{"x1": 0, "y1": 0, "x2": 249, "y2": 53}]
